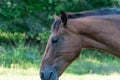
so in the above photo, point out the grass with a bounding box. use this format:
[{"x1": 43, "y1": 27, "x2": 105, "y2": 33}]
[
  {"x1": 0, "y1": 54, "x2": 120, "y2": 80},
  {"x1": 0, "y1": 43, "x2": 120, "y2": 80},
  {"x1": 60, "y1": 73, "x2": 120, "y2": 80},
  {"x1": 66, "y1": 57, "x2": 120, "y2": 75},
  {"x1": 0, "y1": 67, "x2": 120, "y2": 80},
  {"x1": 0, "y1": 73, "x2": 120, "y2": 80}
]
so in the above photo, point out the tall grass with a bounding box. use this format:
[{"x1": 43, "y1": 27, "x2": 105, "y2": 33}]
[
  {"x1": 0, "y1": 39, "x2": 120, "y2": 75},
  {"x1": 0, "y1": 40, "x2": 42, "y2": 68},
  {"x1": 65, "y1": 49, "x2": 120, "y2": 75}
]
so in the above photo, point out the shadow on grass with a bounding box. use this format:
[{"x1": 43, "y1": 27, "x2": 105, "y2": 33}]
[
  {"x1": 66, "y1": 61, "x2": 120, "y2": 75},
  {"x1": 65, "y1": 57, "x2": 120, "y2": 75}
]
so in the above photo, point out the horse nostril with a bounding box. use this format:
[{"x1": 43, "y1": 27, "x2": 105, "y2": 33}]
[
  {"x1": 40, "y1": 70, "x2": 55, "y2": 80},
  {"x1": 49, "y1": 71, "x2": 53, "y2": 79},
  {"x1": 40, "y1": 72, "x2": 44, "y2": 79}
]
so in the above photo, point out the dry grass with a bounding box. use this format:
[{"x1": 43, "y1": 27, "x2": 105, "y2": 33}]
[
  {"x1": 0, "y1": 67, "x2": 120, "y2": 80},
  {"x1": 0, "y1": 73, "x2": 120, "y2": 80},
  {"x1": 60, "y1": 73, "x2": 120, "y2": 80}
]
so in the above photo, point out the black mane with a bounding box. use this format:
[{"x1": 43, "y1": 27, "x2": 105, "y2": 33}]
[
  {"x1": 52, "y1": 8, "x2": 120, "y2": 31},
  {"x1": 68, "y1": 8, "x2": 120, "y2": 19}
]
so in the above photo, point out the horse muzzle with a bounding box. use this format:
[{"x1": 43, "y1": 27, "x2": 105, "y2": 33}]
[{"x1": 40, "y1": 66, "x2": 58, "y2": 80}]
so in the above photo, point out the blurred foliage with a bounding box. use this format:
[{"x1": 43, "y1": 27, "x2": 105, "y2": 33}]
[
  {"x1": 0, "y1": 0, "x2": 120, "y2": 67},
  {"x1": 0, "y1": 32, "x2": 26, "y2": 44},
  {"x1": 0, "y1": 0, "x2": 120, "y2": 34},
  {"x1": 0, "y1": 42, "x2": 40, "y2": 67},
  {"x1": 0, "y1": 30, "x2": 50, "y2": 48},
  {"x1": 0, "y1": 0, "x2": 51, "y2": 37},
  {"x1": 0, "y1": 0, "x2": 120, "y2": 45}
]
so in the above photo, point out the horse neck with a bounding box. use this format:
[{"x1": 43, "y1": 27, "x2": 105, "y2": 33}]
[
  {"x1": 69, "y1": 16, "x2": 120, "y2": 57},
  {"x1": 82, "y1": 34, "x2": 120, "y2": 57}
]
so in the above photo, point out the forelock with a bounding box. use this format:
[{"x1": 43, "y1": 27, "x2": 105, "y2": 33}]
[{"x1": 52, "y1": 19, "x2": 61, "y2": 32}]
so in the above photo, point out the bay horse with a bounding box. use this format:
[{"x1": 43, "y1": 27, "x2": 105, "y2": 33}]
[{"x1": 40, "y1": 8, "x2": 120, "y2": 80}]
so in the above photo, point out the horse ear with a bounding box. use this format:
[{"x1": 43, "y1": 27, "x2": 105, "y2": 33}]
[
  {"x1": 54, "y1": 14, "x2": 59, "y2": 20},
  {"x1": 60, "y1": 11, "x2": 67, "y2": 26}
]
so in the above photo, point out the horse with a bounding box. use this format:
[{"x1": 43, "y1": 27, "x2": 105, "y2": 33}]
[{"x1": 40, "y1": 8, "x2": 120, "y2": 80}]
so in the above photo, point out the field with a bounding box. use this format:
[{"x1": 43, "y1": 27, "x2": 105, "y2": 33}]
[
  {"x1": 0, "y1": 0, "x2": 120, "y2": 80},
  {"x1": 0, "y1": 49, "x2": 120, "y2": 80},
  {"x1": 0, "y1": 72, "x2": 120, "y2": 80}
]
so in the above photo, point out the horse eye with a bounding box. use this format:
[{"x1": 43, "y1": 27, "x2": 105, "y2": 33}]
[{"x1": 52, "y1": 37, "x2": 59, "y2": 44}]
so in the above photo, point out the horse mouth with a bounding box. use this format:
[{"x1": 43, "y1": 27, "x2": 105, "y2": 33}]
[
  {"x1": 40, "y1": 72, "x2": 58, "y2": 80},
  {"x1": 48, "y1": 73, "x2": 58, "y2": 80},
  {"x1": 40, "y1": 66, "x2": 58, "y2": 80}
]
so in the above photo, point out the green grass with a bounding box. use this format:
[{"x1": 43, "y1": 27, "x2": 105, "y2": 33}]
[
  {"x1": 0, "y1": 43, "x2": 120, "y2": 80},
  {"x1": 0, "y1": 42, "x2": 42, "y2": 68},
  {"x1": 66, "y1": 57, "x2": 120, "y2": 75}
]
